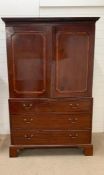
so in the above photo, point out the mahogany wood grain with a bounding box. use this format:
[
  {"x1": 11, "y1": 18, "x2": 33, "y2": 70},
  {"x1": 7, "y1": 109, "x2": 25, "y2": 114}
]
[
  {"x1": 10, "y1": 113, "x2": 92, "y2": 130},
  {"x1": 83, "y1": 144, "x2": 93, "y2": 156},
  {"x1": 11, "y1": 130, "x2": 91, "y2": 145},
  {"x1": 9, "y1": 98, "x2": 92, "y2": 114},
  {"x1": 52, "y1": 23, "x2": 95, "y2": 97}
]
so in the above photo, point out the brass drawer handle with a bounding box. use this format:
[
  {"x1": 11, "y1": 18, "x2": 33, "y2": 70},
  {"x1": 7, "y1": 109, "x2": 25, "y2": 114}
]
[
  {"x1": 23, "y1": 103, "x2": 33, "y2": 110},
  {"x1": 69, "y1": 103, "x2": 79, "y2": 108},
  {"x1": 69, "y1": 103, "x2": 73, "y2": 106},
  {"x1": 68, "y1": 117, "x2": 78, "y2": 123},
  {"x1": 23, "y1": 118, "x2": 33, "y2": 124},
  {"x1": 72, "y1": 117, "x2": 78, "y2": 123},
  {"x1": 69, "y1": 133, "x2": 78, "y2": 138},
  {"x1": 24, "y1": 134, "x2": 34, "y2": 140}
]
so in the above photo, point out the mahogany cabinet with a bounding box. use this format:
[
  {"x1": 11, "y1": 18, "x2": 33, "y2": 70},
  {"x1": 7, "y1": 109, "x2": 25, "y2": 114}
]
[{"x1": 2, "y1": 17, "x2": 99, "y2": 157}]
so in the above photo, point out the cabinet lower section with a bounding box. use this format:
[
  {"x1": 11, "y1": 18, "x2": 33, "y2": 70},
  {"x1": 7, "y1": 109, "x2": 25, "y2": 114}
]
[{"x1": 9, "y1": 97, "x2": 93, "y2": 157}]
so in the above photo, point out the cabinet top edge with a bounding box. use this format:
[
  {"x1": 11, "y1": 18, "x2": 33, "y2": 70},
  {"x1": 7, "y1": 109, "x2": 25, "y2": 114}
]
[{"x1": 2, "y1": 17, "x2": 100, "y2": 24}]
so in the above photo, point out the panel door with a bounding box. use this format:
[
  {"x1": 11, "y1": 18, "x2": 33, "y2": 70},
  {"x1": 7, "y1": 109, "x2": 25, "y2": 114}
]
[
  {"x1": 6, "y1": 25, "x2": 51, "y2": 98},
  {"x1": 51, "y1": 23, "x2": 95, "y2": 97}
]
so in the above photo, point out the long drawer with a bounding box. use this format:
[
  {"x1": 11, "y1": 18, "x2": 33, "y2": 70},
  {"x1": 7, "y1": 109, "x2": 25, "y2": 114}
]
[
  {"x1": 10, "y1": 113, "x2": 92, "y2": 130},
  {"x1": 9, "y1": 98, "x2": 92, "y2": 114},
  {"x1": 11, "y1": 130, "x2": 91, "y2": 145}
]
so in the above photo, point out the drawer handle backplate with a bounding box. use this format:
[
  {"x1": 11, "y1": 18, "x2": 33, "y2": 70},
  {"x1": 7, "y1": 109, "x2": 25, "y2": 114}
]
[
  {"x1": 69, "y1": 133, "x2": 78, "y2": 138},
  {"x1": 69, "y1": 103, "x2": 79, "y2": 108},
  {"x1": 23, "y1": 103, "x2": 33, "y2": 110},
  {"x1": 68, "y1": 117, "x2": 78, "y2": 123},
  {"x1": 23, "y1": 118, "x2": 33, "y2": 124},
  {"x1": 24, "y1": 134, "x2": 34, "y2": 140}
]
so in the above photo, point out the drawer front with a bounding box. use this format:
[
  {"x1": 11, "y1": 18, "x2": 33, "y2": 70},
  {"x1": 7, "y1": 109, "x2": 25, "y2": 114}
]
[
  {"x1": 10, "y1": 113, "x2": 92, "y2": 130},
  {"x1": 11, "y1": 130, "x2": 91, "y2": 145},
  {"x1": 9, "y1": 98, "x2": 92, "y2": 114}
]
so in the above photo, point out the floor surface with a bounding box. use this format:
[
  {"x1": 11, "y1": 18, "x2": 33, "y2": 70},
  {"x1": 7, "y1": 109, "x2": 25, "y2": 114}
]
[{"x1": 0, "y1": 133, "x2": 104, "y2": 175}]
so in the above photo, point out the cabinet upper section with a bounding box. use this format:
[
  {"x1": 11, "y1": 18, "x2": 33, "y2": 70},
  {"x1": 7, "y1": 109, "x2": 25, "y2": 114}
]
[{"x1": 2, "y1": 17, "x2": 99, "y2": 98}]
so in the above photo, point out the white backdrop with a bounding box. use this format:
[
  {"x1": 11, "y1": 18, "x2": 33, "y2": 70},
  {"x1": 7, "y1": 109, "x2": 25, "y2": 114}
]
[{"x1": 40, "y1": 0, "x2": 104, "y2": 6}]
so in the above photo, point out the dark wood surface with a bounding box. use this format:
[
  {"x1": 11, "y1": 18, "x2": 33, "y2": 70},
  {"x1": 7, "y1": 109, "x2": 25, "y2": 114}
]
[
  {"x1": 2, "y1": 17, "x2": 99, "y2": 23},
  {"x1": 11, "y1": 130, "x2": 91, "y2": 145},
  {"x1": 5, "y1": 22, "x2": 95, "y2": 98},
  {"x1": 2, "y1": 17, "x2": 99, "y2": 157},
  {"x1": 9, "y1": 98, "x2": 92, "y2": 114},
  {"x1": 10, "y1": 113, "x2": 91, "y2": 130},
  {"x1": 52, "y1": 23, "x2": 95, "y2": 97}
]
